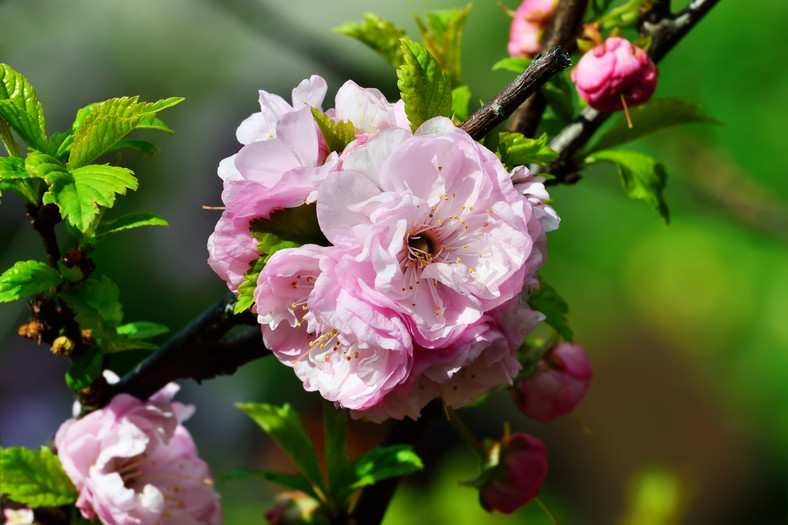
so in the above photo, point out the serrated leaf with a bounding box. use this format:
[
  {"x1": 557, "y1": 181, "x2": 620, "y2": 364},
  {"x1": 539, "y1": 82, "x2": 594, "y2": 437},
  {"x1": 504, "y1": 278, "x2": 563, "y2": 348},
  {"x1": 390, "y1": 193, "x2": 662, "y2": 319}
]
[
  {"x1": 65, "y1": 351, "x2": 103, "y2": 390},
  {"x1": 67, "y1": 96, "x2": 183, "y2": 169},
  {"x1": 43, "y1": 163, "x2": 138, "y2": 233},
  {"x1": 0, "y1": 446, "x2": 77, "y2": 507},
  {"x1": 334, "y1": 13, "x2": 407, "y2": 68},
  {"x1": 0, "y1": 260, "x2": 61, "y2": 302},
  {"x1": 222, "y1": 469, "x2": 319, "y2": 499},
  {"x1": 347, "y1": 445, "x2": 423, "y2": 491},
  {"x1": 310, "y1": 107, "x2": 356, "y2": 154},
  {"x1": 397, "y1": 39, "x2": 453, "y2": 132},
  {"x1": 237, "y1": 402, "x2": 326, "y2": 492},
  {"x1": 414, "y1": 5, "x2": 471, "y2": 87},
  {"x1": 451, "y1": 85, "x2": 471, "y2": 122},
  {"x1": 0, "y1": 64, "x2": 47, "y2": 151},
  {"x1": 116, "y1": 321, "x2": 169, "y2": 340},
  {"x1": 528, "y1": 278, "x2": 574, "y2": 342},
  {"x1": 106, "y1": 139, "x2": 160, "y2": 158},
  {"x1": 136, "y1": 115, "x2": 174, "y2": 134},
  {"x1": 60, "y1": 274, "x2": 124, "y2": 330},
  {"x1": 0, "y1": 156, "x2": 38, "y2": 203},
  {"x1": 585, "y1": 98, "x2": 721, "y2": 155},
  {"x1": 497, "y1": 132, "x2": 559, "y2": 170},
  {"x1": 95, "y1": 211, "x2": 168, "y2": 240},
  {"x1": 586, "y1": 149, "x2": 669, "y2": 224}
]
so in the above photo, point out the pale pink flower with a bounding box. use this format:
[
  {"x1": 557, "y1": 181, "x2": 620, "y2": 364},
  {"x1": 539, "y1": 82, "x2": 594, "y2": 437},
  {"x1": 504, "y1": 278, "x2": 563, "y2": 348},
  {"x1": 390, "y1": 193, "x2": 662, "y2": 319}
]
[
  {"x1": 3, "y1": 507, "x2": 34, "y2": 525},
  {"x1": 513, "y1": 341, "x2": 592, "y2": 421},
  {"x1": 508, "y1": 0, "x2": 558, "y2": 58},
  {"x1": 317, "y1": 117, "x2": 545, "y2": 348},
  {"x1": 355, "y1": 294, "x2": 543, "y2": 422},
  {"x1": 571, "y1": 37, "x2": 658, "y2": 112},
  {"x1": 254, "y1": 245, "x2": 412, "y2": 411},
  {"x1": 478, "y1": 432, "x2": 548, "y2": 514},
  {"x1": 55, "y1": 384, "x2": 221, "y2": 525}
]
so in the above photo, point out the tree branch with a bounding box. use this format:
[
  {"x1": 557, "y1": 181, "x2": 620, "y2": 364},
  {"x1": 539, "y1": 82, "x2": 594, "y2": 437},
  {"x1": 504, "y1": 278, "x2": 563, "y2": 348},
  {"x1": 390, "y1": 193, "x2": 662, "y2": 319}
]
[
  {"x1": 96, "y1": 293, "x2": 268, "y2": 407},
  {"x1": 459, "y1": 46, "x2": 571, "y2": 141},
  {"x1": 507, "y1": 0, "x2": 590, "y2": 137},
  {"x1": 543, "y1": 0, "x2": 721, "y2": 184}
]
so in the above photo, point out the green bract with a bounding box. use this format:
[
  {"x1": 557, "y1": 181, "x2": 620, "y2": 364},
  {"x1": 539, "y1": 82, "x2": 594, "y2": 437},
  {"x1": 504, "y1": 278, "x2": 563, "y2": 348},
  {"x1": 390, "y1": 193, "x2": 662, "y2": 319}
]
[{"x1": 311, "y1": 107, "x2": 356, "y2": 154}]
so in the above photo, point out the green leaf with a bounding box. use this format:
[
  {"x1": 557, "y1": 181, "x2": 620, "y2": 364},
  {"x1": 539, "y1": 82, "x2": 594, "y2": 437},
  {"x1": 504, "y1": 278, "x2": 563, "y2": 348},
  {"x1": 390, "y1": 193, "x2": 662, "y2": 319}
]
[
  {"x1": 0, "y1": 156, "x2": 27, "y2": 180},
  {"x1": 237, "y1": 403, "x2": 326, "y2": 492},
  {"x1": 42, "y1": 163, "x2": 138, "y2": 233},
  {"x1": 116, "y1": 321, "x2": 169, "y2": 340},
  {"x1": 95, "y1": 211, "x2": 168, "y2": 239},
  {"x1": 234, "y1": 254, "x2": 268, "y2": 315},
  {"x1": 66, "y1": 96, "x2": 183, "y2": 169},
  {"x1": 586, "y1": 149, "x2": 669, "y2": 224},
  {"x1": 492, "y1": 57, "x2": 532, "y2": 73},
  {"x1": 60, "y1": 274, "x2": 124, "y2": 329},
  {"x1": 136, "y1": 115, "x2": 175, "y2": 134},
  {"x1": 106, "y1": 139, "x2": 160, "y2": 158},
  {"x1": 0, "y1": 156, "x2": 38, "y2": 203},
  {"x1": 451, "y1": 85, "x2": 471, "y2": 122},
  {"x1": 496, "y1": 132, "x2": 559, "y2": 170},
  {"x1": 222, "y1": 469, "x2": 319, "y2": 499},
  {"x1": 0, "y1": 446, "x2": 77, "y2": 507},
  {"x1": 310, "y1": 107, "x2": 356, "y2": 154},
  {"x1": 65, "y1": 350, "x2": 103, "y2": 390},
  {"x1": 0, "y1": 64, "x2": 47, "y2": 151},
  {"x1": 397, "y1": 39, "x2": 453, "y2": 132},
  {"x1": 414, "y1": 5, "x2": 472, "y2": 87},
  {"x1": 585, "y1": 98, "x2": 721, "y2": 155},
  {"x1": 0, "y1": 260, "x2": 61, "y2": 302},
  {"x1": 347, "y1": 444, "x2": 423, "y2": 492},
  {"x1": 528, "y1": 277, "x2": 574, "y2": 342},
  {"x1": 323, "y1": 402, "x2": 349, "y2": 494},
  {"x1": 334, "y1": 14, "x2": 408, "y2": 68}
]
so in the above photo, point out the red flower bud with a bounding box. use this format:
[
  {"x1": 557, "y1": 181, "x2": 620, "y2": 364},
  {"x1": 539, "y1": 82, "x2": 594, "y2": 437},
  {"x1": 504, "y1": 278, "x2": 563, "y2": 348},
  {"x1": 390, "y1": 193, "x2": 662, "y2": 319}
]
[
  {"x1": 513, "y1": 342, "x2": 592, "y2": 421},
  {"x1": 570, "y1": 37, "x2": 658, "y2": 112},
  {"x1": 478, "y1": 432, "x2": 548, "y2": 514}
]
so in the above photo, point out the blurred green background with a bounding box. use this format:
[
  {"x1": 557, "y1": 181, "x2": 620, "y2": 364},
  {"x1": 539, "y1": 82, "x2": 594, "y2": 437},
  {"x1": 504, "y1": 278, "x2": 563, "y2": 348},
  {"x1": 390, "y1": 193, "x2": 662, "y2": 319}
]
[{"x1": 0, "y1": 1, "x2": 785, "y2": 523}]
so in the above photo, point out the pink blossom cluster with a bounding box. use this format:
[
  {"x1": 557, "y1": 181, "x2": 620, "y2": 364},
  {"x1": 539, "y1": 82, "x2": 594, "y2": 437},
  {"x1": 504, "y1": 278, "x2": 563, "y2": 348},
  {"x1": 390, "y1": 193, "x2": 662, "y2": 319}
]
[
  {"x1": 208, "y1": 77, "x2": 558, "y2": 420},
  {"x1": 55, "y1": 384, "x2": 222, "y2": 525}
]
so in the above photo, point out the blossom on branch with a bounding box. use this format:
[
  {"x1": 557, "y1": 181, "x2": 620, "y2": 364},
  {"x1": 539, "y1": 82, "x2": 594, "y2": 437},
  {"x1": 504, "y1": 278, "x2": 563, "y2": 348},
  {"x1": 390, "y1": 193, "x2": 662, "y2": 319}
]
[{"x1": 55, "y1": 384, "x2": 222, "y2": 525}]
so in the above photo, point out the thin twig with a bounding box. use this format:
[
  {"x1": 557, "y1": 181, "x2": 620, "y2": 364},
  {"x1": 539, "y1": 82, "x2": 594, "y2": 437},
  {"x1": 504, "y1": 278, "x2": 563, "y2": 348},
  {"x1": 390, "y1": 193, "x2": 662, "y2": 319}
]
[
  {"x1": 508, "y1": 0, "x2": 590, "y2": 136},
  {"x1": 459, "y1": 46, "x2": 572, "y2": 140}
]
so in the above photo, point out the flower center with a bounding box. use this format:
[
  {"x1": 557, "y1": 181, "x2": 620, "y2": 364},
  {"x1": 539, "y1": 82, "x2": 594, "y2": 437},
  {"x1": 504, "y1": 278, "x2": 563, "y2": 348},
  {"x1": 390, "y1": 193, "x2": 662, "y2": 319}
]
[{"x1": 406, "y1": 231, "x2": 436, "y2": 266}]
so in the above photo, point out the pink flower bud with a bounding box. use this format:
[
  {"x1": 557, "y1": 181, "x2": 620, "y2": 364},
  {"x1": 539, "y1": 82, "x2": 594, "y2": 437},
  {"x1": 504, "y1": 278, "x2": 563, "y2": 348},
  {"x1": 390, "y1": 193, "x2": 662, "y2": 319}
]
[
  {"x1": 478, "y1": 432, "x2": 548, "y2": 514},
  {"x1": 513, "y1": 342, "x2": 593, "y2": 421},
  {"x1": 507, "y1": 0, "x2": 558, "y2": 58},
  {"x1": 570, "y1": 37, "x2": 658, "y2": 112}
]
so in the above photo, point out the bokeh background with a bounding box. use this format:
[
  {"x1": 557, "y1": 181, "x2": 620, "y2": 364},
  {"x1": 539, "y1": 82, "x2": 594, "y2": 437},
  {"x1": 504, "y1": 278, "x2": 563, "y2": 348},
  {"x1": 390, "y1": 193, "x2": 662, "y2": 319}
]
[{"x1": 0, "y1": 1, "x2": 785, "y2": 523}]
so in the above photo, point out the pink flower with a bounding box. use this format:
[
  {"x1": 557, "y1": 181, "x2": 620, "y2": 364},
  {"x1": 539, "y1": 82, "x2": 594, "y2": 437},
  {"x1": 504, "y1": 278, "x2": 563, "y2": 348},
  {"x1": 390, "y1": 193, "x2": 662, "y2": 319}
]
[
  {"x1": 207, "y1": 77, "x2": 409, "y2": 295},
  {"x1": 254, "y1": 245, "x2": 412, "y2": 411},
  {"x1": 478, "y1": 432, "x2": 548, "y2": 514},
  {"x1": 3, "y1": 507, "x2": 34, "y2": 525},
  {"x1": 355, "y1": 294, "x2": 543, "y2": 422},
  {"x1": 508, "y1": 0, "x2": 558, "y2": 58},
  {"x1": 513, "y1": 342, "x2": 592, "y2": 421},
  {"x1": 55, "y1": 384, "x2": 221, "y2": 525},
  {"x1": 317, "y1": 117, "x2": 545, "y2": 348},
  {"x1": 570, "y1": 37, "x2": 658, "y2": 113}
]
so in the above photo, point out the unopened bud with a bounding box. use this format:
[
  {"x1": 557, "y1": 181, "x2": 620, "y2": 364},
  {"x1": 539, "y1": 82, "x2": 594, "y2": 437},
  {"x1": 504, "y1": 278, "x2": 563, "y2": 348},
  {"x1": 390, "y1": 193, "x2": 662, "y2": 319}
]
[
  {"x1": 51, "y1": 335, "x2": 75, "y2": 356},
  {"x1": 18, "y1": 320, "x2": 44, "y2": 340}
]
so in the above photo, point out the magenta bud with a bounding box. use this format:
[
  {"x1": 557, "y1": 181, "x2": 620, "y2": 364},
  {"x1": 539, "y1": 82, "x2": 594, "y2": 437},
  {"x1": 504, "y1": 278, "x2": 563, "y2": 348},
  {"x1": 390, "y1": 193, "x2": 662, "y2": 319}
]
[
  {"x1": 478, "y1": 432, "x2": 548, "y2": 514},
  {"x1": 507, "y1": 0, "x2": 558, "y2": 58},
  {"x1": 513, "y1": 342, "x2": 592, "y2": 421},
  {"x1": 570, "y1": 37, "x2": 658, "y2": 112}
]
